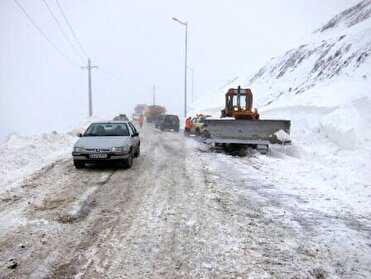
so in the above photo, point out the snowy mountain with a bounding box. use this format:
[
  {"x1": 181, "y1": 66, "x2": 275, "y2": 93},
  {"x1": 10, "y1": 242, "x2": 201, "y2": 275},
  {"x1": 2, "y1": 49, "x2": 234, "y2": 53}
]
[
  {"x1": 248, "y1": 0, "x2": 371, "y2": 107},
  {"x1": 315, "y1": 0, "x2": 371, "y2": 33}
]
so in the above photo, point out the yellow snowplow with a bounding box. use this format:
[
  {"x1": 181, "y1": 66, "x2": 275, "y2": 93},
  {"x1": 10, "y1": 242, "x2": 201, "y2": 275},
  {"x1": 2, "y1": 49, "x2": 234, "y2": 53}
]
[{"x1": 203, "y1": 86, "x2": 291, "y2": 153}]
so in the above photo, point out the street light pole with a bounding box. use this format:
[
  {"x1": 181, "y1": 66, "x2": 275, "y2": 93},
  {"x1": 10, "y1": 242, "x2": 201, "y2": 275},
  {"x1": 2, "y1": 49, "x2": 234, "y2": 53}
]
[
  {"x1": 172, "y1": 17, "x2": 188, "y2": 118},
  {"x1": 188, "y1": 66, "x2": 194, "y2": 103}
]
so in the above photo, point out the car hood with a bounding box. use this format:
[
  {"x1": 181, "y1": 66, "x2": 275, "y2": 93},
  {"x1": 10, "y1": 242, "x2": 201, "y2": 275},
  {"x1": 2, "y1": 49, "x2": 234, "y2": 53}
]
[{"x1": 74, "y1": 136, "x2": 131, "y2": 149}]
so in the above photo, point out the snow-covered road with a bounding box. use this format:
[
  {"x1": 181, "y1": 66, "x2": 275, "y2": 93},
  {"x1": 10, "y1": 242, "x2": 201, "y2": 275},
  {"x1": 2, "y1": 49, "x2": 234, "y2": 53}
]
[{"x1": 0, "y1": 124, "x2": 370, "y2": 278}]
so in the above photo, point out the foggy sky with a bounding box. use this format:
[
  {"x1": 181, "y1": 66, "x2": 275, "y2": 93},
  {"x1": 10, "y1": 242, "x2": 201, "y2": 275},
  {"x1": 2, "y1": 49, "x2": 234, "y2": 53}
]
[{"x1": 0, "y1": 0, "x2": 359, "y2": 142}]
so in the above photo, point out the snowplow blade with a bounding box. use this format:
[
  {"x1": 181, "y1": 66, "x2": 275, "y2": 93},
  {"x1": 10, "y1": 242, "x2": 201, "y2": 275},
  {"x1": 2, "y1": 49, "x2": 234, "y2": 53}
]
[{"x1": 204, "y1": 119, "x2": 291, "y2": 145}]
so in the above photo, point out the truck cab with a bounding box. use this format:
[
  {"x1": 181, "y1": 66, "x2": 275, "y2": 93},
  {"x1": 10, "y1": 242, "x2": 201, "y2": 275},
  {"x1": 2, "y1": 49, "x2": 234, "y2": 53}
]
[{"x1": 221, "y1": 86, "x2": 259, "y2": 120}]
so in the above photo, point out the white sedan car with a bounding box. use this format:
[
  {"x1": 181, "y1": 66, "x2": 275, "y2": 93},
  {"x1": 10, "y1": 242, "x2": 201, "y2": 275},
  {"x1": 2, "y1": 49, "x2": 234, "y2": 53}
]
[{"x1": 72, "y1": 121, "x2": 140, "y2": 169}]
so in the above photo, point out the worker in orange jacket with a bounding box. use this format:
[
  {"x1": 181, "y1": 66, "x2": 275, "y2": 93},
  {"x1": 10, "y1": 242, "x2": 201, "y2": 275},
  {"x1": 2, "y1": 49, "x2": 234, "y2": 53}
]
[
  {"x1": 139, "y1": 114, "x2": 145, "y2": 129},
  {"x1": 184, "y1": 117, "x2": 192, "y2": 136}
]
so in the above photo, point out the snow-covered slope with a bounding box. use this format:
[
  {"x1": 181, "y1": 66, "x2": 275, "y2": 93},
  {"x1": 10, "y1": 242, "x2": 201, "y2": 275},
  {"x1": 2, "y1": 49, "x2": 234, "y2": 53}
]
[
  {"x1": 315, "y1": 0, "x2": 371, "y2": 33},
  {"x1": 190, "y1": 0, "x2": 371, "y2": 216},
  {"x1": 249, "y1": 12, "x2": 370, "y2": 108},
  {"x1": 0, "y1": 132, "x2": 75, "y2": 196},
  {"x1": 247, "y1": 0, "x2": 371, "y2": 151},
  {"x1": 0, "y1": 117, "x2": 105, "y2": 197}
]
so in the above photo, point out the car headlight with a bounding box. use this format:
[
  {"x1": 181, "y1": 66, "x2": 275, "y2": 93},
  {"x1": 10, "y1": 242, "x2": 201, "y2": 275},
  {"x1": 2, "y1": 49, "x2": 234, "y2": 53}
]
[
  {"x1": 233, "y1": 107, "x2": 239, "y2": 112},
  {"x1": 73, "y1": 147, "x2": 85, "y2": 152},
  {"x1": 111, "y1": 146, "x2": 130, "y2": 153}
]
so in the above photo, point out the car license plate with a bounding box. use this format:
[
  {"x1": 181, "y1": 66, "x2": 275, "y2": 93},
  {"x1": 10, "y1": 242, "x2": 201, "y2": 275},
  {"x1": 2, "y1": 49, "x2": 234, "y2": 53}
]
[{"x1": 89, "y1": 153, "x2": 108, "y2": 159}]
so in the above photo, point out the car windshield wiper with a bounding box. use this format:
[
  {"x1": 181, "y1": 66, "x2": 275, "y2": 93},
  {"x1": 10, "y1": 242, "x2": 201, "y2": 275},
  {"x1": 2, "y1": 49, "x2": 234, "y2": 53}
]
[
  {"x1": 83, "y1": 133, "x2": 97, "y2": 137},
  {"x1": 105, "y1": 133, "x2": 129, "y2": 137}
]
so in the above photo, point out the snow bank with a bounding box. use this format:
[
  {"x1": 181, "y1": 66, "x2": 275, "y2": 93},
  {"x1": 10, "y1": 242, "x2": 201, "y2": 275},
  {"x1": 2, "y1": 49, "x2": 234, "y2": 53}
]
[
  {"x1": 0, "y1": 132, "x2": 75, "y2": 196},
  {"x1": 0, "y1": 116, "x2": 111, "y2": 197}
]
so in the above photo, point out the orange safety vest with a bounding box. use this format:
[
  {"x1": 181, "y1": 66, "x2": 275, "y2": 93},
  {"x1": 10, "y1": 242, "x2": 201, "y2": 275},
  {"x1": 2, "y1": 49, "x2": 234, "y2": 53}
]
[{"x1": 185, "y1": 119, "x2": 193, "y2": 129}]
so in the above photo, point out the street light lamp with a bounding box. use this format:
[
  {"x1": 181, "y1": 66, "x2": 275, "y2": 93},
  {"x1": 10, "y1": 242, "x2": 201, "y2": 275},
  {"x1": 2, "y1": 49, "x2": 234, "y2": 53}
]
[{"x1": 172, "y1": 17, "x2": 188, "y2": 118}]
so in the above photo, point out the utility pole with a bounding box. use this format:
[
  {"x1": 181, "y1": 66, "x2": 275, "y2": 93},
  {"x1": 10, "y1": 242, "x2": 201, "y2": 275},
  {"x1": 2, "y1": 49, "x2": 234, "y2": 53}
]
[
  {"x1": 153, "y1": 84, "x2": 156, "y2": 105},
  {"x1": 184, "y1": 21, "x2": 188, "y2": 117},
  {"x1": 81, "y1": 58, "x2": 98, "y2": 117},
  {"x1": 172, "y1": 17, "x2": 188, "y2": 117}
]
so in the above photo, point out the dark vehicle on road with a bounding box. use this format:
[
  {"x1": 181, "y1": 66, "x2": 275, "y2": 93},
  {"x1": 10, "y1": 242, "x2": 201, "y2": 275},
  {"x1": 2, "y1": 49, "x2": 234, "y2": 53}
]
[
  {"x1": 72, "y1": 121, "x2": 140, "y2": 169},
  {"x1": 158, "y1": 114, "x2": 180, "y2": 132}
]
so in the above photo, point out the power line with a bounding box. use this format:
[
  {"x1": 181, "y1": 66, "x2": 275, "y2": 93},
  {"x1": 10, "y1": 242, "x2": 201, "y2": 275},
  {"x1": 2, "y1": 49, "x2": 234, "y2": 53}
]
[
  {"x1": 95, "y1": 78, "x2": 153, "y2": 103},
  {"x1": 96, "y1": 70, "x2": 148, "y2": 91},
  {"x1": 53, "y1": 0, "x2": 155, "y2": 91},
  {"x1": 94, "y1": 72, "x2": 155, "y2": 98},
  {"x1": 55, "y1": 0, "x2": 88, "y2": 58},
  {"x1": 16, "y1": 0, "x2": 155, "y2": 93},
  {"x1": 13, "y1": 0, "x2": 79, "y2": 67},
  {"x1": 98, "y1": 68, "x2": 152, "y2": 90},
  {"x1": 42, "y1": 0, "x2": 85, "y2": 63}
]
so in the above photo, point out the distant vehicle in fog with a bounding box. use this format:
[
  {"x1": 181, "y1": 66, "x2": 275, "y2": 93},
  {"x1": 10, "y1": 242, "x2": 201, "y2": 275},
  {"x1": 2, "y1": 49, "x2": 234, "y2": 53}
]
[
  {"x1": 132, "y1": 104, "x2": 147, "y2": 121},
  {"x1": 113, "y1": 114, "x2": 129, "y2": 121}
]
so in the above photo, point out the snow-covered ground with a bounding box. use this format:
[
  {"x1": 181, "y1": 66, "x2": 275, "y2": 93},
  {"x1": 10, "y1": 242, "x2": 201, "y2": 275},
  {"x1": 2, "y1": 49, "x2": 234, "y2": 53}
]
[{"x1": 1, "y1": 125, "x2": 370, "y2": 278}]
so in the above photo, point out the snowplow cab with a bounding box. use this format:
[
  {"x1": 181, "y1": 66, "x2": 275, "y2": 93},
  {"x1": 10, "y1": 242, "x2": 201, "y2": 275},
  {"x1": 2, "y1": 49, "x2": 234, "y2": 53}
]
[{"x1": 221, "y1": 86, "x2": 259, "y2": 120}]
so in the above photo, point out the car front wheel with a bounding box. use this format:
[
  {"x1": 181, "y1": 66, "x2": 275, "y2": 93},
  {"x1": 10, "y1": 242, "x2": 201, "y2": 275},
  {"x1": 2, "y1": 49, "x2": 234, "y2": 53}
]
[
  {"x1": 73, "y1": 160, "x2": 85, "y2": 169},
  {"x1": 135, "y1": 145, "x2": 140, "y2": 157},
  {"x1": 124, "y1": 151, "x2": 133, "y2": 168}
]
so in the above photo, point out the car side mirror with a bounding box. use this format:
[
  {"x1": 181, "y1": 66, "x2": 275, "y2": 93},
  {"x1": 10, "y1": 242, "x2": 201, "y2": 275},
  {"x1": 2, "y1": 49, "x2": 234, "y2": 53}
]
[
  {"x1": 132, "y1": 132, "x2": 139, "y2": 137},
  {"x1": 77, "y1": 133, "x2": 82, "y2": 137}
]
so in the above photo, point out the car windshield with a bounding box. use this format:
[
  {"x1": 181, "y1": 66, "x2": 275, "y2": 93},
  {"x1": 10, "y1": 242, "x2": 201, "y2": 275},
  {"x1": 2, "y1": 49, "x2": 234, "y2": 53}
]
[
  {"x1": 83, "y1": 123, "x2": 130, "y2": 137},
  {"x1": 166, "y1": 116, "x2": 178, "y2": 122}
]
